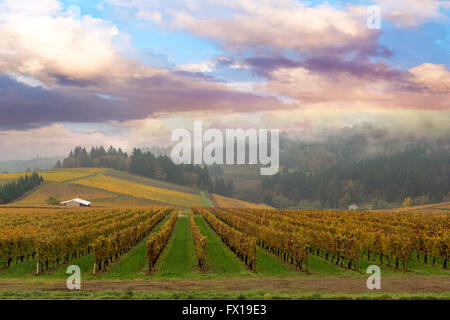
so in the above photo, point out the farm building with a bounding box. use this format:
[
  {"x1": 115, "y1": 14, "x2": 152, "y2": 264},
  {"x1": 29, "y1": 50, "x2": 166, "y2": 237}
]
[{"x1": 60, "y1": 198, "x2": 91, "y2": 207}]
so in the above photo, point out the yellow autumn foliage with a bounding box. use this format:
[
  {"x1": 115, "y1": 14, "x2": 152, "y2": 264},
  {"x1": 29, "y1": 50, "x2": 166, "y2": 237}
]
[
  {"x1": 212, "y1": 193, "x2": 272, "y2": 209},
  {"x1": 73, "y1": 174, "x2": 203, "y2": 208}
]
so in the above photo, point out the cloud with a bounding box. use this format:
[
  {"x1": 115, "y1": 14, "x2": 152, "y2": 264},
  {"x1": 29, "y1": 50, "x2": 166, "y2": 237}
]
[
  {"x1": 0, "y1": 0, "x2": 448, "y2": 159},
  {"x1": 0, "y1": 124, "x2": 127, "y2": 161},
  {"x1": 0, "y1": 0, "x2": 133, "y2": 86},
  {"x1": 169, "y1": 0, "x2": 382, "y2": 56},
  {"x1": 136, "y1": 10, "x2": 163, "y2": 24},
  {"x1": 0, "y1": 75, "x2": 133, "y2": 129},
  {"x1": 0, "y1": 1, "x2": 291, "y2": 129},
  {"x1": 0, "y1": 71, "x2": 285, "y2": 129},
  {"x1": 255, "y1": 59, "x2": 450, "y2": 111},
  {"x1": 407, "y1": 63, "x2": 450, "y2": 93},
  {"x1": 375, "y1": 0, "x2": 450, "y2": 28},
  {"x1": 107, "y1": 0, "x2": 387, "y2": 57},
  {"x1": 174, "y1": 60, "x2": 217, "y2": 73}
]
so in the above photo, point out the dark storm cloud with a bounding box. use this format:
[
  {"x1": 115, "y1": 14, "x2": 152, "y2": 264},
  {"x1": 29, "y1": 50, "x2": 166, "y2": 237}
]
[
  {"x1": 0, "y1": 75, "x2": 134, "y2": 130},
  {"x1": 242, "y1": 54, "x2": 405, "y2": 83},
  {"x1": 0, "y1": 73, "x2": 284, "y2": 130}
]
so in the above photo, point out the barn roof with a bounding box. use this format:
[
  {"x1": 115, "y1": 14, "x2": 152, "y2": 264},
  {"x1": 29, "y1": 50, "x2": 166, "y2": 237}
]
[{"x1": 60, "y1": 198, "x2": 91, "y2": 206}]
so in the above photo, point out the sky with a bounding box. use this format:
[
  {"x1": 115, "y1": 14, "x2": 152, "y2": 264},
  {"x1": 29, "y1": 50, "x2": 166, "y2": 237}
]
[{"x1": 0, "y1": 0, "x2": 449, "y2": 160}]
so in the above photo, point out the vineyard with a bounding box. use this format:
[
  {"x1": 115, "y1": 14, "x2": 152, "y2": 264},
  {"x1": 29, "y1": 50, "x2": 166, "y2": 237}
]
[
  {"x1": 0, "y1": 205, "x2": 448, "y2": 299},
  {"x1": 195, "y1": 208, "x2": 449, "y2": 272},
  {"x1": 0, "y1": 207, "x2": 173, "y2": 274}
]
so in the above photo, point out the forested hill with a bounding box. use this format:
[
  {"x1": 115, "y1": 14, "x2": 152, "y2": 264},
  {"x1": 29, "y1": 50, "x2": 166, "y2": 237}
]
[
  {"x1": 260, "y1": 146, "x2": 449, "y2": 209},
  {"x1": 278, "y1": 133, "x2": 450, "y2": 172},
  {"x1": 59, "y1": 146, "x2": 212, "y2": 190}
]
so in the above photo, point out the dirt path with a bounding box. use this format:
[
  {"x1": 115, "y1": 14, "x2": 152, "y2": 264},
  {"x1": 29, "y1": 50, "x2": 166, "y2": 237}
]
[
  {"x1": 62, "y1": 169, "x2": 111, "y2": 184},
  {"x1": 0, "y1": 277, "x2": 448, "y2": 294}
]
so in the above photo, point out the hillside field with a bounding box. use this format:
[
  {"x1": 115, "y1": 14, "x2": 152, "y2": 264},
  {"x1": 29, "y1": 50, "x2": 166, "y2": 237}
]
[
  {"x1": 212, "y1": 193, "x2": 273, "y2": 209},
  {"x1": 1, "y1": 168, "x2": 266, "y2": 209}
]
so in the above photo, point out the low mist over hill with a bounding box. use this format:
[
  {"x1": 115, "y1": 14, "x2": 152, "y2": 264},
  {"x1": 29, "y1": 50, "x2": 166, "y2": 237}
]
[
  {"x1": 210, "y1": 129, "x2": 450, "y2": 209},
  {"x1": 0, "y1": 156, "x2": 64, "y2": 173}
]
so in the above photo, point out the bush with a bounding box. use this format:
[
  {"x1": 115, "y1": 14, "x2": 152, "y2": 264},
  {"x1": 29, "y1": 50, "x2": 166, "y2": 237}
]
[{"x1": 46, "y1": 196, "x2": 60, "y2": 205}]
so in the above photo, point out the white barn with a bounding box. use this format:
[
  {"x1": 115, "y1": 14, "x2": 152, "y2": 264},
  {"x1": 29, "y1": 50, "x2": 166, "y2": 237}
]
[{"x1": 60, "y1": 198, "x2": 91, "y2": 207}]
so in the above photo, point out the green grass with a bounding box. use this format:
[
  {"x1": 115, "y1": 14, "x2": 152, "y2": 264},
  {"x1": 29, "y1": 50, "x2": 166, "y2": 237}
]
[
  {"x1": 1, "y1": 290, "x2": 448, "y2": 300},
  {"x1": 200, "y1": 191, "x2": 214, "y2": 207},
  {"x1": 97, "y1": 214, "x2": 173, "y2": 279},
  {"x1": 358, "y1": 252, "x2": 450, "y2": 276},
  {"x1": 98, "y1": 241, "x2": 147, "y2": 279},
  {"x1": 52, "y1": 254, "x2": 94, "y2": 278},
  {"x1": 194, "y1": 216, "x2": 250, "y2": 275},
  {"x1": 0, "y1": 254, "x2": 95, "y2": 279},
  {"x1": 255, "y1": 247, "x2": 298, "y2": 275},
  {"x1": 307, "y1": 255, "x2": 354, "y2": 276},
  {"x1": 0, "y1": 259, "x2": 37, "y2": 278},
  {"x1": 153, "y1": 215, "x2": 198, "y2": 277}
]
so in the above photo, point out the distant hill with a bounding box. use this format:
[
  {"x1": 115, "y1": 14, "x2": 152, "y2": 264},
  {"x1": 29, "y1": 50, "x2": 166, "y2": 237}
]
[
  {"x1": 379, "y1": 202, "x2": 450, "y2": 214},
  {"x1": 0, "y1": 156, "x2": 64, "y2": 173}
]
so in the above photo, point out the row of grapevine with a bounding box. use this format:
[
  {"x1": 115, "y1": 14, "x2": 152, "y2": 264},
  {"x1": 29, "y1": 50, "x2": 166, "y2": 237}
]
[
  {"x1": 193, "y1": 208, "x2": 256, "y2": 271},
  {"x1": 35, "y1": 208, "x2": 170, "y2": 274},
  {"x1": 215, "y1": 208, "x2": 449, "y2": 271},
  {"x1": 269, "y1": 209, "x2": 448, "y2": 270},
  {"x1": 209, "y1": 208, "x2": 309, "y2": 271},
  {"x1": 146, "y1": 212, "x2": 178, "y2": 272},
  {"x1": 190, "y1": 211, "x2": 207, "y2": 271},
  {"x1": 234, "y1": 209, "x2": 364, "y2": 270},
  {"x1": 0, "y1": 207, "x2": 174, "y2": 274},
  {"x1": 0, "y1": 209, "x2": 137, "y2": 267},
  {"x1": 93, "y1": 208, "x2": 172, "y2": 274}
]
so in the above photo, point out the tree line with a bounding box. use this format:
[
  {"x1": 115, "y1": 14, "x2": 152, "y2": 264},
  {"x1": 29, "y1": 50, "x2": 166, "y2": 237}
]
[
  {"x1": 0, "y1": 173, "x2": 44, "y2": 204},
  {"x1": 59, "y1": 146, "x2": 234, "y2": 195},
  {"x1": 258, "y1": 147, "x2": 449, "y2": 208}
]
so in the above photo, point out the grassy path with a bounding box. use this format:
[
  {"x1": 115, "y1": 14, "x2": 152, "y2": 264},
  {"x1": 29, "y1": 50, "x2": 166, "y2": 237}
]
[
  {"x1": 97, "y1": 213, "x2": 172, "y2": 279},
  {"x1": 195, "y1": 216, "x2": 249, "y2": 275},
  {"x1": 200, "y1": 191, "x2": 214, "y2": 207},
  {"x1": 153, "y1": 214, "x2": 198, "y2": 277},
  {"x1": 2, "y1": 276, "x2": 449, "y2": 299},
  {"x1": 255, "y1": 247, "x2": 298, "y2": 275},
  {"x1": 62, "y1": 169, "x2": 111, "y2": 184}
]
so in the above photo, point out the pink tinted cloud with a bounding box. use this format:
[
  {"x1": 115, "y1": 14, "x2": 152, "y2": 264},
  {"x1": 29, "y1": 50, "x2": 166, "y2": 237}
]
[{"x1": 168, "y1": 0, "x2": 382, "y2": 56}]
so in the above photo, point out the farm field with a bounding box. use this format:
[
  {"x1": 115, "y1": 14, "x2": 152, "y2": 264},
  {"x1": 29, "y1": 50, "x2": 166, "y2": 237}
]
[
  {"x1": 73, "y1": 174, "x2": 204, "y2": 208},
  {"x1": 12, "y1": 184, "x2": 117, "y2": 206},
  {"x1": 212, "y1": 193, "x2": 273, "y2": 209},
  {"x1": 0, "y1": 168, "x2": 108, "y2": 183},
  {"x1": 103, "y1": 171, "x2": 201, "y2": 195},
  {"x1": 0, "y1": 205, "x2": 448, "y2": 299},
  {"x1": 0, "y1": 168, "x2": 267, "y2": 209},
  {"x1": 382, "y1": 202, "x2": 450, "y2": 214}
]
